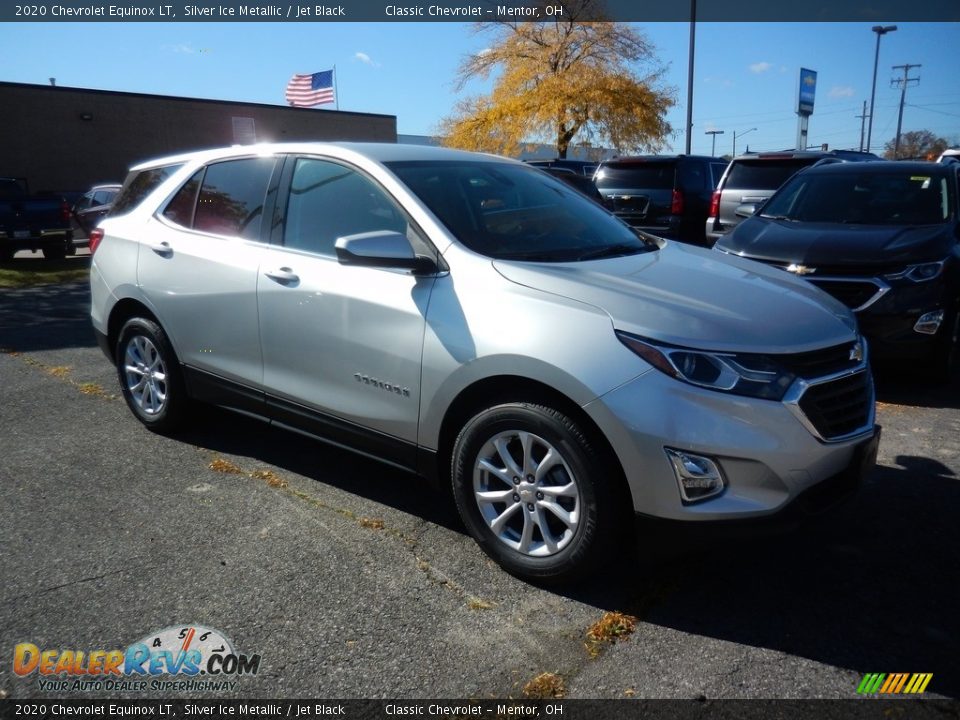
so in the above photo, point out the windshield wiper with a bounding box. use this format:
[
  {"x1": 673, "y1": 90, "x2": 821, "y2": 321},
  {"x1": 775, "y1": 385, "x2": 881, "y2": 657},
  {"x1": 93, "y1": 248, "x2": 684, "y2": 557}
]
[
  {"x1": 576, "y1": 243, "x2": 649, "y2": 261},
  {"x1": 759, "y1": 214, "x2": 795, "y2": 221}
]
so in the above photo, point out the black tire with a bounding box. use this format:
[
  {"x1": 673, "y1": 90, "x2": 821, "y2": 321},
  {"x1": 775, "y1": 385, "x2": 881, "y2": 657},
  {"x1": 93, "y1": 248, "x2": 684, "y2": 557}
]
[
  {"x1": 451, "y1": 402, "x2": 624, "y2": 582},
  {"x1": 0, "y1": 248, "x2": 13, "y2": 263},
  {"x1": 925, "y1": 301, "x2": 960, "y2": 384},
  {"x1": 115, "y1": 317, "x2": 188, "y2": 433},
  {"x1": 42, "y1": 244, "x2": 67, "y2": 261}
]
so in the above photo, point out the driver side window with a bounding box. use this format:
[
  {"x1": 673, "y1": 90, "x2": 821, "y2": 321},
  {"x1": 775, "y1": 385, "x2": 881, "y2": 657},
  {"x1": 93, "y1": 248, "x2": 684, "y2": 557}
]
[{"x1": 284, "y1": 157, "x2": 408, "y2": 257}]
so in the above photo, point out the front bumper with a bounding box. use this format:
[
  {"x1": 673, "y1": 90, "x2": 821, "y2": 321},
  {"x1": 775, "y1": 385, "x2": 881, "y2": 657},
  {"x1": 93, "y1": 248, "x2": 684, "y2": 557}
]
[{"x1": 584, "y1": 367, "x2": 878, "y2": 522}]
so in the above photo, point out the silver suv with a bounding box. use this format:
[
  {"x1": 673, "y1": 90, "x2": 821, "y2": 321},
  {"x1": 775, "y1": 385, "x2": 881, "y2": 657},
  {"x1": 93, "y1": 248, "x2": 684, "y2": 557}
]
[{"x1": 91, "y1": 143, "x2": 879, "y2": 582}]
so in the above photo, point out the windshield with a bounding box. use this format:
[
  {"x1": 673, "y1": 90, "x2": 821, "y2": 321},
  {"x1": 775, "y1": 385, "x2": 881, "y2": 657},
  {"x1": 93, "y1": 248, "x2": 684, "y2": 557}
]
[
  {"x1": 760, "y1": 170, "x2": 950, "y2": 225},
  {"x1": 386, "y1": 160, "x2": 655, "y2": 262}
]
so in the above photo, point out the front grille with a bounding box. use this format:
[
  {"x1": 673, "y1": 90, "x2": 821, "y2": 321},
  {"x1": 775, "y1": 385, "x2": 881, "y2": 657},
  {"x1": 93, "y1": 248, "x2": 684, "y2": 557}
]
[
  {"x1": 808, "y1": 278, "x2": 885, "y2": 310},
  {"x1": 778, "y1": 341, "x2": 861, "y2": 379},
  {"x1": 797, "y1": 371, "x2": 872, "y2": 440}
]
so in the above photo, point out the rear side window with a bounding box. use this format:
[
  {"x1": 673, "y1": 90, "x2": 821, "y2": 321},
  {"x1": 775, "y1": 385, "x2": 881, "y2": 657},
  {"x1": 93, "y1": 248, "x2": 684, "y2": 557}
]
[
  {"x1": 595, "y1": 163, "x2": 675, "y2": 190},
  {"x1": 724, "y1": 159, "x2": 813, "y2": 191},
  {"x1": 111, "y1": 165, "x2": 183, "y2": 216},
  {"x1": 710, "y1": 162, "x2": 728, "y2": 188},
  {"x1": 192, "y1": 158, "x2": 276, "y2": 239},
  {"x1": 677, "y1": 161, "x2": 707, "y2": 192}
]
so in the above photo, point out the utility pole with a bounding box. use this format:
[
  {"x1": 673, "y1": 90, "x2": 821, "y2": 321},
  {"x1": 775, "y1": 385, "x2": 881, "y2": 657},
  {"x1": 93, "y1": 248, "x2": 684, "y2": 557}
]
[
  {"x1": 892, "y1": 63, "x2": 921, "y2": 158},
  {"x1": 856, "y1": 101, "x2": 868, "y2": 151},
  {"x1": 705, "y1": 130, "x2": 724, "y2": 156},
  {"x1": 684, "y1": 0, "x2": 696, "y2": 155}
]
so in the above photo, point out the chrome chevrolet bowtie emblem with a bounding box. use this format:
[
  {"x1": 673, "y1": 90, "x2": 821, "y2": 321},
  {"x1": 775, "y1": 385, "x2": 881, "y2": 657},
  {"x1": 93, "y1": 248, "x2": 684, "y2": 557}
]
[
  {"x1": 786, "y1": 263, "x2": 817, "y2": 275},
  {"x1": 850, "y1": 342, "x2": 864, "y2": 363}
]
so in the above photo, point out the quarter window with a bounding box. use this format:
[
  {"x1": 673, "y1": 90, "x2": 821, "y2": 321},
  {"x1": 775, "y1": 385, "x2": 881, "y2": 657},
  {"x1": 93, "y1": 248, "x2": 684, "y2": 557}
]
[
  {"x1": 111, "y1": 164, "x2": 183, "y2": 216},
  {"x1": 283, "y1": 158, "x2": 408, "y2": 257}
]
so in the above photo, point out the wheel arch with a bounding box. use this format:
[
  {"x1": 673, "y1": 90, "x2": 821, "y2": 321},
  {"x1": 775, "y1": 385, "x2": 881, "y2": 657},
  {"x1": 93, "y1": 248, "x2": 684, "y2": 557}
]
[
  {"x1": 107, "y1": 298, "x2": 162, "y2": 362},
  {"x1": 433, "y1": 375, "x2": 632, "y2": 508}
]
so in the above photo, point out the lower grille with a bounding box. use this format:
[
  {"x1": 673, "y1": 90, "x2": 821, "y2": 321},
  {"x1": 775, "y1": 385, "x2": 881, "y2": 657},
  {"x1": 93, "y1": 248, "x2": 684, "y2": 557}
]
[
  {"x1": 808, "y1": 278, "x2": 886, "y2": 311},
  {"x1": 797, "y1": 371, "x2": 872, "y2": 441}
]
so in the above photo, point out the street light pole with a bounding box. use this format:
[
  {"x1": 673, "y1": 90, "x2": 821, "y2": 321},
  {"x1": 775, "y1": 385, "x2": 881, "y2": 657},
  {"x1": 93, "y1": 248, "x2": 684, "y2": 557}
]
[
  {"x1": 733, "y1": 127, "x2": 756, "y2": 157},
  {"x1": 705, "y1": 130, "x2": 724, "y2": 156},
  {"x1": 867, "y1": 25, "x2": 897, "y2": 153}
]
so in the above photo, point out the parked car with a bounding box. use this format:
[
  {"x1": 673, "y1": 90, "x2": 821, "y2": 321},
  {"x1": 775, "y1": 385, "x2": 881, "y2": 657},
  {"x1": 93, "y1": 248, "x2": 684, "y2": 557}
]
[
  {"x1": 593, "y1": 155, "x2": 728, "y2": 245},
  {"x1": 91, "y1": 143, "x2": 878, "y2": 581},
  {"x1": 538, "y1": 167, "x2": 607, "y2": 207},
  {"x1": 524, "y1": 158, "x2": 599, "y2": 177},
  {"x1": 72, "y1": 183, "x2": 122, "y2": 237},
  {"x1": 715, "y1": 160, "x2": 960, "y2": 380},
  {"x1": 705, "y1": 150, "x2": 879, "y2": 245},
  {"x1": 0, "y1": 177, "x2": 73, "y2": 261}
]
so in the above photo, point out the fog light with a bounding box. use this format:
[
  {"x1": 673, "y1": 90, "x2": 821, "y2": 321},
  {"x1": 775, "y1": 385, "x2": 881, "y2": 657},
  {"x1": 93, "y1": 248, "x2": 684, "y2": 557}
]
[
  {"x1": 664, "y1": 448, "x2": 725, "y2": 503},
  {"x1": 914, "y1": 310, "x2": 944, "y2": 335}
]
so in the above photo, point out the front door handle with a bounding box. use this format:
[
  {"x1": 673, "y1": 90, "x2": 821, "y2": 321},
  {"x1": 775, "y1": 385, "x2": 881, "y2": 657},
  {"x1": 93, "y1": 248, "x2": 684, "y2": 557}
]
[
  {"x1": 264, "y1": 267, "x2": 300, "y2": 285},
  {"x1": 149, "y1": 241, "x2": 173, "y2": 257}
]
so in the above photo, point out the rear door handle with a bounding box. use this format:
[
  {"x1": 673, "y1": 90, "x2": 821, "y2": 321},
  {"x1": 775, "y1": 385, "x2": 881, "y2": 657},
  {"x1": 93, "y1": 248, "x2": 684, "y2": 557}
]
[
  {"x1": 264, "y1": 267, "x2": 300, "y2": 285},
  {"x1": 149, "y1": 241, "x2": 172, "y2": 257}
]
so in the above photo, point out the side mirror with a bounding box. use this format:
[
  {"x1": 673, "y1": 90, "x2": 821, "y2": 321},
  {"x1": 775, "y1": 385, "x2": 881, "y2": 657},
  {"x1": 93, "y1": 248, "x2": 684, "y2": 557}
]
[{"x1": 335, "y1": 231, "x2": 437, "y2": 275}]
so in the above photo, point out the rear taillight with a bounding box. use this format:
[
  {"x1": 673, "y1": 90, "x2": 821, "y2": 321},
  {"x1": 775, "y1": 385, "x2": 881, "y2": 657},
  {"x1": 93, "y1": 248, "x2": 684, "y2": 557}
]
[
  {"x1": 709, "y1": 190, "x2": 721, "y2": 218},
  {"x1": 60, "y1": 200, "x2": 71, "y2": 222},
  {"x1": 671, "y1": 189, "x2": 684, "y2": 215},
  {"x1": 88, "y1": 228, "x2": 104, "y2": 255}
]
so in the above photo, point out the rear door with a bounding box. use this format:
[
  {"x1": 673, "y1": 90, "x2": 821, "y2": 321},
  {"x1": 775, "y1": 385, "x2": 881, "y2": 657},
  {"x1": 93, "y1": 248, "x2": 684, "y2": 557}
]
[
  {"x1": 137, "y1": 156, "x2": 280, "y2": 394},
  {"x1": 256, "y1": 155, "x2": 436, "y2": 466}
]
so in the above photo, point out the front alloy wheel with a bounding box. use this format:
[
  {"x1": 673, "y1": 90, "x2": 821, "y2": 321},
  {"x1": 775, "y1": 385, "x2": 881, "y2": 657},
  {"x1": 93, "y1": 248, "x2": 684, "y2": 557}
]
[
  {"x1": 452, "y1": 402, "x2": 624, "y2": 582},
  {"x1": 473, "y1": 430, "x2": 581, "y2": 557}
]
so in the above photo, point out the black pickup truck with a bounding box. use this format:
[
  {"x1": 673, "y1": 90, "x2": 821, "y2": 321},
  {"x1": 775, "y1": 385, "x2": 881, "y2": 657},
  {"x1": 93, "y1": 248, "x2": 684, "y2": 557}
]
[{"x1": 0, "y1": 177, "x2": 74, "y2": 261}]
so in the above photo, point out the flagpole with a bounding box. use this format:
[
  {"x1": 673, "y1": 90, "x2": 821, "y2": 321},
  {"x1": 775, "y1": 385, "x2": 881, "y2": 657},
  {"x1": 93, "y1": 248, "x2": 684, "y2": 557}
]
[{"x1": 333, "y1": 65, "x2": 339, "y2": 110}]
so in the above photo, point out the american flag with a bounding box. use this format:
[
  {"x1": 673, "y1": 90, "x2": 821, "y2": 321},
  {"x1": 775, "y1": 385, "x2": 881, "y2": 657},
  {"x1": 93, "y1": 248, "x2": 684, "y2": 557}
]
[{"x1": 285, "y1": 70, "x2": 335, "y2": 107}]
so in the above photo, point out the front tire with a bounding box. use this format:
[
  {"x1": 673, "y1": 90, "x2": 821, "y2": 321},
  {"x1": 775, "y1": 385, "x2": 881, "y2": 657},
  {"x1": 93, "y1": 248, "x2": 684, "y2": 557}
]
[
  {"x1": 451, "y1": 402, "x2": 624, "y2": 582},
  {"x1": 116, "y1": 318, "x2": 187, "y2": 433}
]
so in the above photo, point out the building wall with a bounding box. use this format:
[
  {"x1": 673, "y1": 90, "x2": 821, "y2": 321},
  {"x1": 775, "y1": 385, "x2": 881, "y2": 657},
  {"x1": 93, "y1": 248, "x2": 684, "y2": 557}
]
[{"x1": 1, "y1": 82, "x2": 397, "y2": 193}]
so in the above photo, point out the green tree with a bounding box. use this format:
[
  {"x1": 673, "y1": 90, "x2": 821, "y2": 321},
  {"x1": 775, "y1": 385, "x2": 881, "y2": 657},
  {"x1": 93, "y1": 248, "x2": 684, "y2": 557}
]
[
  {"x1": 883, "y1": 130, "x2": 949, "y2": 160},
  {"x1": 440, "y1": 0, "x2": 675, "y2": 158}
]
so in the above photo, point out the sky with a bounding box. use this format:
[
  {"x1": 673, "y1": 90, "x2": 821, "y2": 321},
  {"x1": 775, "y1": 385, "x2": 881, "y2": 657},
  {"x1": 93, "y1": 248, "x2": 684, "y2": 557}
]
[{"x1": 1, "y1": 20, "x2": 958, "y2": 157}]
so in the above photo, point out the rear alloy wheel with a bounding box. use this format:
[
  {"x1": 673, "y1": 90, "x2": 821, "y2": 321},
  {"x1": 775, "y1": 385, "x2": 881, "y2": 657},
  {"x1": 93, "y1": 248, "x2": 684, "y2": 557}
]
[
  {"x1": 116, "y1": 318, "x2": 187, "y2": 432},
  {"x1": 452, "y1": 403, "x2": 623, "y2": 582}
]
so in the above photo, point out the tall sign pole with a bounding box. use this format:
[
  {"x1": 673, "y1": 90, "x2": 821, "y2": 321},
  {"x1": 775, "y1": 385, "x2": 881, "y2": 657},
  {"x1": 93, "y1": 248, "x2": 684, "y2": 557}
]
[
  {"x1": 684, "y1": 0, "x2": 696, "y2": 155},
  {"x1": 796, "y1": 68, "x2": 817, "y2": 151}
]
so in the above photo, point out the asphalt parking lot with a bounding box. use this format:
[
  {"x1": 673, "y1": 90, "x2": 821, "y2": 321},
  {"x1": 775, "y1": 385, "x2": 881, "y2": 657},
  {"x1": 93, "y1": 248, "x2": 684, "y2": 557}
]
[{"x1": 1, "y1": 268, "x2": 958, "y2": 701}]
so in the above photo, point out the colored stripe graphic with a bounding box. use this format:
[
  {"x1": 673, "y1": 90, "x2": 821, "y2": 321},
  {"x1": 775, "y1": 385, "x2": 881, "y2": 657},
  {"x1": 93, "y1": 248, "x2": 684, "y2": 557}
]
[{"x1": 858, "y1": 673, "x2": 932, "y2": 694}]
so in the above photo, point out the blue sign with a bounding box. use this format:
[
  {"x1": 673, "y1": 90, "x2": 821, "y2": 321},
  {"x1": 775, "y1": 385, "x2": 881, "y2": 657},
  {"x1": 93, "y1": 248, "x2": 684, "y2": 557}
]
[{"x1": 798, "y1": 68, "x2": 817, "y2": 115}]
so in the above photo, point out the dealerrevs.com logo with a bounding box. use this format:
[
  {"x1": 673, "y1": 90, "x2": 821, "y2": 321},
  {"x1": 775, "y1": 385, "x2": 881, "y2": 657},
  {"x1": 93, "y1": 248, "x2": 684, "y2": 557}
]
[{"x1": 13, "y1": 625, "x2": 261, "y2": 693}]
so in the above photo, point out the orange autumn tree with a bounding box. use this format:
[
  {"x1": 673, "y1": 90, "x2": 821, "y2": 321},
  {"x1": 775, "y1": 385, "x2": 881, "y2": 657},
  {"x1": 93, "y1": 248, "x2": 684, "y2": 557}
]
[{"x1": 440, "y1": 1, "x2": 675, "y2": 158}]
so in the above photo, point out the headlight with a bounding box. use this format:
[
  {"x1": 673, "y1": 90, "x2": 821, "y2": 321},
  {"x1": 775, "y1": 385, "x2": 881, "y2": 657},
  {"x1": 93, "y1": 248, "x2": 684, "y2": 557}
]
[
  {"x1": 616, "y1": 331, "x2": 796, "y2": 400},
  {"x1": 886, "y1": 260, "x2": 946, "y2": 283}
]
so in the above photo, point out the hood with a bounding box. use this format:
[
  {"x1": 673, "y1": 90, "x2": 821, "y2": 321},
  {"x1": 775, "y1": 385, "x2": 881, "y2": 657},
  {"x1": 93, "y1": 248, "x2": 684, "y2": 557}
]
[
  {"x1": 717, "y1": 216, "x2": 953, "y2": 267},
  {"x1": 492, "y1": 243, "x2": 857, "y2": 355}
]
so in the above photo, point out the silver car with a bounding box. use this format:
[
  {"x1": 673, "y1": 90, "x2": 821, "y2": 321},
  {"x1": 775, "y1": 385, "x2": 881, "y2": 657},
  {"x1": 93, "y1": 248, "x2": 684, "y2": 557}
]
[{"x1": 90, "y1": 143, "x2": 879, "y2": 582}]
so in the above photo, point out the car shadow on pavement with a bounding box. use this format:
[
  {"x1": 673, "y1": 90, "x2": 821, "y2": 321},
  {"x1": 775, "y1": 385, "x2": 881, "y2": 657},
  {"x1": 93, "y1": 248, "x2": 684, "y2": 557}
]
[
  {"x1": 874, "y1": 364, "x2": 960, "y2": 410},
  {"x1": 173, "y1": 404, "x2": 465, "y2": 535},
  {"x1": 561, "y1": 462, "x2": 960, "y2": 698},
  {"x1": 0, "y1": 277, "x2": 95, "y2": 352}
]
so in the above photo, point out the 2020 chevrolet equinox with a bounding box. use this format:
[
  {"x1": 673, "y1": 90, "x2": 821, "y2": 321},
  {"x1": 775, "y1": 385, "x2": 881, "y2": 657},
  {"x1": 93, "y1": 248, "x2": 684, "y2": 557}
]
[{"x1": 90, "y1": 143, "x2": 879, "y2": 581}]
